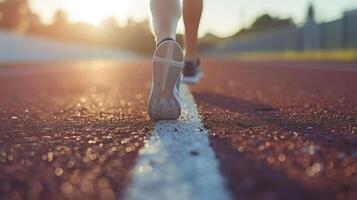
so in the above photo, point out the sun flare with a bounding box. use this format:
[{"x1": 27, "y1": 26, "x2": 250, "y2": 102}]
[{"x1": 62, "y1": 0, "x2": 131, "y2": 25}]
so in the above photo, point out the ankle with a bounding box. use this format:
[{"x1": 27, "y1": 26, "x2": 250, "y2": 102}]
[
  {"x1": 156, "y1": 33, "x2": 176, "y2": 46},
  {"x1": 184, "y1": 54, "x2": 199, "y2": 62},
  {"x1": 156, "y1": 37, "x2": 175, "y2": 47}
]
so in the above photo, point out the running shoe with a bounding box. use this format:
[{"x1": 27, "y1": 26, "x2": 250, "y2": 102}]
[
  {"x1": 148, "y1": 39, "x2": 184, "y2": 120},
  {"x1": 182, "y1": 59, "x2": 203, "y2": 83}
]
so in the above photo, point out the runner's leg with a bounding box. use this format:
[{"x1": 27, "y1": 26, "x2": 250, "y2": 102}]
[
  {"x1": 148, "y1": 0, "x2": 184, "y2": 120},
  {"x1": 150, "y1": 0, "x2": 181, "y2": 44},
  {"x1": 183, "y1": 0, "x2": 203, "y2": 61}
]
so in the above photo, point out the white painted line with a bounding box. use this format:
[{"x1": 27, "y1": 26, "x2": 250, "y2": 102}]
[{"x1": 125, "y1": 85, "x2": 231, "y2": 200}]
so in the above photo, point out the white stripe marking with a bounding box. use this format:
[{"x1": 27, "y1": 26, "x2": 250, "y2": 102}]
[{"x1": 125, "y1": 85, "x2": 231, "y2": 200}]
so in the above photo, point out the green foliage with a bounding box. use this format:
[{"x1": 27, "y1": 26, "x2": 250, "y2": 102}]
[
  {"x1": 251, "y1": 14, "x2": 295, "y2": 32},
  {"x1": 198, "y1": 14, "x2": 296, "y2": 51},
  {"x1": 235, "y1": 14, "x2": 296, "y2": 37}
]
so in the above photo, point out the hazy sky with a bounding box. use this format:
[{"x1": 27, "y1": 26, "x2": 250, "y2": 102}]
[{"x1": 29, "y1": 0, "x2": 357, "y2": 37}]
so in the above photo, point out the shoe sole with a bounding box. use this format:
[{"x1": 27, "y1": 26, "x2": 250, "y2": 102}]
[
  {"x1": 182, "y1": 75, "x2": 200, "y2": 84},
  {"x1": 182, "y1": 68, "x2": 204, "y2": 84},
  {"x1": 198, "y1": 71, "x2": 204, "y2": 79},
  {"x1": 148, "y1": 41, "x2": 184, "y2": 120}
]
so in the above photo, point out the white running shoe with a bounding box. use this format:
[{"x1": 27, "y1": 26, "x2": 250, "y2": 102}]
[{"x1": 148, "y1": 39, "x2": 184, "y2": 120}]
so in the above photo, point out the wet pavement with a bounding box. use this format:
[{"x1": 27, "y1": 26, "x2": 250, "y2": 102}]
[{"x1": 0, "y1": 59, "x2": 356, "y2": 200}]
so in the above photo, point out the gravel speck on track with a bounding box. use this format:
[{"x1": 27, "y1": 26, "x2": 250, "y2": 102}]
[
  {"x1": 192, "y1": 59, "x2": 357, "y2": 200},
  {"x1": 0, "y1": 61, "x2": 153, "y2": 200}
]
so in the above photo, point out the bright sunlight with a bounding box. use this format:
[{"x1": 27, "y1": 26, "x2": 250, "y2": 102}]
[{"x1": 61, "y1": 0, "x2": 131, "y2": 25}]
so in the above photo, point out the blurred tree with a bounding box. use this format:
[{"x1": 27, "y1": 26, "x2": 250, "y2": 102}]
[
  {"x1": 198, "y1": 33, "x2": 222, "y2": 50},
  {"x1": 52, "y1": 10, "x2": 68, "y2": 27},
  {"x1": 307, "y1": 3, "x2": 315, "y2": 21},
  {"x1": 46, "y1": 9, "x2": 71, "y2": 40},
  {"x1": 99, "y1": 17, "x2": 121, "y2": 46},
  {"x1": 27, "y1": 12, "x2": 44, "y2": 33},
  {"x1": 102, "y1": 17, "x2": 119, "y2": 30},
  {"x1": 303, "y1": 3, "x2": 319, "y2": 50},
  {"x1": 250, "y1": 14, "x2": 295, "y2": 32},
  {"x1": 117, "y1": 19, "x2": 155, "y2": 54},
  {"x1": 232, "y1": 14, "x2": 295, "y2": 38},
  {"x1": 0, "y1": 0, "x2": 31, "y2": 32},
  {"x1": 0, "y1": 3, "x2": 157, "y2": 54},
  {"x1": 197, "y1": 13, "x2": 297, "y2": 51}
]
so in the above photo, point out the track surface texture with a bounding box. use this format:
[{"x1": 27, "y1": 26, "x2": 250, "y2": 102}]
[
  {"x1": 0, "y1": 59, "x2": 357, "y2": 200},
  {"x1": 191, "y1": 59, "x2": 357, "y2": 200},
  {"x1": 0, "y1": 61, "x2": 153, "y2": 200}
]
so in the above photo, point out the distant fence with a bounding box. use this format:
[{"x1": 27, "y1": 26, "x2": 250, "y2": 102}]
[{"x1": 221, "y1": 10, "x2": 357, "y2": 52}]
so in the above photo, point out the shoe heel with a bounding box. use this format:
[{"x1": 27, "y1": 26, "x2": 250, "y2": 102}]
[{"x1": 148, "y1": 41, "x2": 183, "y2": 120}]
